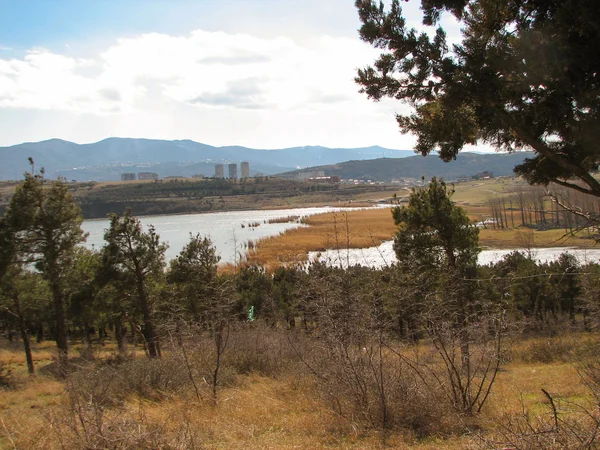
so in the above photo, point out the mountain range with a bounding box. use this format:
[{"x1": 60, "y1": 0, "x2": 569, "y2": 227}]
[
  {"x1": 281, "y1": 151, "x2": 535, "y2": 181},
  {"x1": 0, "y1": 138, "x2": 414, "y2": 182}
]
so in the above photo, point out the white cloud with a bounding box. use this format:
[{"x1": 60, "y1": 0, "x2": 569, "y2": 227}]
[{"x1": 0, "y1": 29, "x2": 381, "y2": 115}]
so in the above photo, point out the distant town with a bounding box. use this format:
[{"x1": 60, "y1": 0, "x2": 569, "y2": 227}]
[{"x1": 120, "y1": 163, "x2": 495, "y2": 187}]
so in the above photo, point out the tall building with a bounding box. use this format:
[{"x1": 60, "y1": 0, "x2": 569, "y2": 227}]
[
  {"x1": 214, "y1": 164, "x2": 224, "y2": 178},
  {"x1": 121, "y1": 172, "x2": 136, "y2": 181},
  {"x1": 138, "y1": 172, "x2": 158, "y2": 181},
  {"x1": 241, "y1": 161, "x2": 250, "y2": 178},
  {"x1": 228, "y1": 163, "x2": 238, "y2": 180}
]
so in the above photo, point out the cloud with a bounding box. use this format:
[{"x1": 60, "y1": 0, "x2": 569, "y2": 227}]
[
  {"x1": 189, "y1": 77, "x2": 268, "y2": 109},
  {"x1": 0, "y1": 51, "x2": 141, "y2": 113},
  {"x1": 0, "y1": 29, "x2": 379, "y2": 114}
]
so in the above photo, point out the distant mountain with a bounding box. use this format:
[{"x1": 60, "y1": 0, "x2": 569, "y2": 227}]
[
  {"x1": 0, "y1": 138, "x2": 414, "y2": 181},
  {"x1": 278, "y1": 151, "x2": 536, "y2": 181}
]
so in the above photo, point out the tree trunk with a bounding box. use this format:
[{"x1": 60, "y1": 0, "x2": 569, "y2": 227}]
[
  {"x1": 51, "y1": 280, "x2": 68, "y2": 374},
  {"x1": 13, "y1": 293, "x2": 35, "y2": 375},
  {"x1": 137, "y1": 276, "x2": 158, "y2": 358},
  {"x1": 115, "y1": 317, "x2": 125, "y2": 355}
]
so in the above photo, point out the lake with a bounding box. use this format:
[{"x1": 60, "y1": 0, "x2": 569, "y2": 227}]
[
  {"x1": 83, "y1": 207, "x2": 600, "y2": 268},
  {"x1": 82, "y1": 206, "x2": 368, "y2": 264}
]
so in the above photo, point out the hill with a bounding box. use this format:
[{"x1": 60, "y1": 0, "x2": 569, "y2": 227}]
[
  {"x1": 0, "y1": 138, "x2": 414, "y2": 181},
  {"x1": 278, "y1": 151, "x2": 535, "y2": 181}
]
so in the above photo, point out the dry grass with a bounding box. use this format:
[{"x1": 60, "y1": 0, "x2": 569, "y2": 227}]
[
  {"x1": 478, "y1": 227, "x2": 594, "y2": 249},
  {"x1": 245, "y1": 202, "x2": 591, "y2": 268},
  {"x1": 247, "y1": 208, "x2": 397, "y2": 267},
  {"x1": 2, "y1": 333, "x2": 600, "y2": 449}
]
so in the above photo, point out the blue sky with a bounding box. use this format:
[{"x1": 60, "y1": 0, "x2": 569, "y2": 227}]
[{"x1": 0, "y1": 0, "x2": 474, "y2": 150}]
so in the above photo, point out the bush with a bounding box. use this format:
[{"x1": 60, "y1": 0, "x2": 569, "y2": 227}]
[
  {"x1": 516, "y1": 337, "x2": 576, "y2": 364},
  {"x1": 224, "y1": 324, "x2": 298, "y2": 377},
  {"x1": 0, "y1": 361, "x2": 13, "y2": 389},
  {"x1": 68, "y1": 356, "x2": 192, "y2": 405}
]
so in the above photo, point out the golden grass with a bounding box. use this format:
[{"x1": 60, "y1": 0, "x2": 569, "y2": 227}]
[
  {"x1": 478, "y1": 227, "x2": 594, "y2": 249},
  {"x1": 247, "y1": 208, "x2": 397, "y2": 268},
  {"x1": 2, "y1": 334, "x2": 599, "y2": 449},
  {"x1": 245, "y1": 201, "x2": 594, "y2": 268}
]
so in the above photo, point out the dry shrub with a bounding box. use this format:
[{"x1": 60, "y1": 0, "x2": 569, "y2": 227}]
[
  {"x1": 479, "y1": 341, "x2": 600, "y2": 449},
  {"x1": 13, "y1": 396, "x2": 201, "y2": 449},
  {"x1": 515, "y1": 337, "x2": 576, "y2": 364},
  {"x1": 0, "y1": 361, "x2": 13, "y2": 389},
  {"x1": 302, "y1": 338, "x2": 458, "y2": 439},
  {"x1": 67, "y1": 356, "x2": 192, "y2": 405},
  {"x1": 481, "y1": 395, "x2": 600, "y2": 449},
  {"x1": 224, "y1": 323, "x2": 299, "y2": 377}
]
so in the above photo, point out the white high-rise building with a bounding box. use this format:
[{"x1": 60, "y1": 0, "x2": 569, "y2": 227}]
[{"x1": 241, "y1": 161, "x2": 250, "y2": 178}]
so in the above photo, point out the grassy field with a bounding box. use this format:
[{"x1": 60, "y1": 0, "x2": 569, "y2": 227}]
[{"x1": 1, "y1": 333, "x2": 597, "y2": 449}]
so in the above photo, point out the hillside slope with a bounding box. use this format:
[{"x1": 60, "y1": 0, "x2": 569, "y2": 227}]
[{"x1": 279, "y1": 151, "x2": 535, "y2": 181}]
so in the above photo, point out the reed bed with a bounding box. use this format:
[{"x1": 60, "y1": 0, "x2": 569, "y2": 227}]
[
  {"x1": 247, "y1": 208, "x2": 397, "y2": 268},
  {"x1": 266, "y1": 215, "x2": 301, "y2": 224},
  {"x1": 244, "y1": 204, "x2": 589, "y2": 269}
]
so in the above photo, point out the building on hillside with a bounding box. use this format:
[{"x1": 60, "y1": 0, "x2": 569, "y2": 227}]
[
  {"x1": 228, "y1": 163, "x2": 238, "y2": 180},
  {"x1": 311, "y1": 176, "x2": 340, "y2": 183},
  {"x1": 121, "y1": 172, "x2": 136, "y2": 181},
  {"x1": 138, "y1": 172, "x2": 158, "y2": 181},
  {"x1": 474, "y1": 171, "x2": 494, "y2": 180},
  {"x1": 214, "y1": 164, "x2": 224, "y2": 178},
  {"x1": 241, "y1": 161, "x2": 250, "y2": 178},
  {"x1": 298, "y1": 170, "x2": 325, "y2": 181}
]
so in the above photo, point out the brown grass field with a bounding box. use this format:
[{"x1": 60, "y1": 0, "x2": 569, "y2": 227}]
[{"x1": 1, "y1": 334, "x2": 597, "y2": 449}]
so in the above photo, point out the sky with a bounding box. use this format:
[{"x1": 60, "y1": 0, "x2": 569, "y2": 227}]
[{"x1": 0, "y1": 0, "x2": 470, "y2": 150}]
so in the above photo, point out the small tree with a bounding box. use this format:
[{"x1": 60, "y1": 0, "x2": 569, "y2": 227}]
[
  {"x1": 393, "y1": 177, "x2": 479, "y2": 272},
  {"x1": 2, "y1": 167, "x2": 87, "y2": 372},
  {"x1": 103, "y1": 211, "x2": 167, "y2": 358},
  {"x1": 0, "y1": 220, "x2": 35, "y2": 374},
  {"x1": 393, "y1": 177, "x2": 502, "y2": 414},
  {"x1": 167, "y1": 233, "x2": 220, "y2": 323}
]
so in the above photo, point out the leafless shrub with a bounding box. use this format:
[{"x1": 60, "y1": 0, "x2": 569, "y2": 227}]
[
  {"x1": 43, "y1": 387, "x2": 203, "y2": 450},
  {"x1": 297, "y1": 264, "x2": 460, "y2": 439},
  {"x1": 224, "y1": 323, "x2": 299, "y2": 377},
  {"x1": 479, "y1": 392, "x2": 600, "y2": 449},
  {"x1": 516, "y1": 338, "x2": 576, "y2": 364},
  {"x1": 479, "y1": 342, "x2": 600, "y2": 449},
  {"x1": 67, "y1": 356, "x2": 192, "y2": 405}
]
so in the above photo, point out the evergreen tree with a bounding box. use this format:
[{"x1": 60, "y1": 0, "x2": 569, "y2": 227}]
[
  {"x1": 393, "y1": 177, "x2": 479, "y2": 272},
  {"x1": 356, "y1": 0, "x2": 600, "y2": 198},
  {"x1": 103, "y1": 210, "x2": 167, "y2": 358},
  {"x1": 2, "y1": 167, "x2": 87, "y2": 372},
  {"x1": 167, "y1": 233, "x2": 220, "y2": 323}
]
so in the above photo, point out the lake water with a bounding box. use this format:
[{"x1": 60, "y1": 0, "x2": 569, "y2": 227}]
[
  {"x1": 83, "y1": 207, "x2": 600, "y2": 268},
  {"x1": 308, "y1": 240, "x2": 600, "y2": 268},
  {"x1": 82, "y1": 206, "x2": 367, "y2": 264}
]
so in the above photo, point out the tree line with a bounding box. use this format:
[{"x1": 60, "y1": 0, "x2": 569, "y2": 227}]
[{"x1": 487, "y1": 184, "x2": 600, "y2": 233}]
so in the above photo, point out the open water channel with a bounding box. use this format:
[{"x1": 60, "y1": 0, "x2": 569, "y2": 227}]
[{"x1": 309, "y1": 240, "x2": 600, "y2": 268}]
